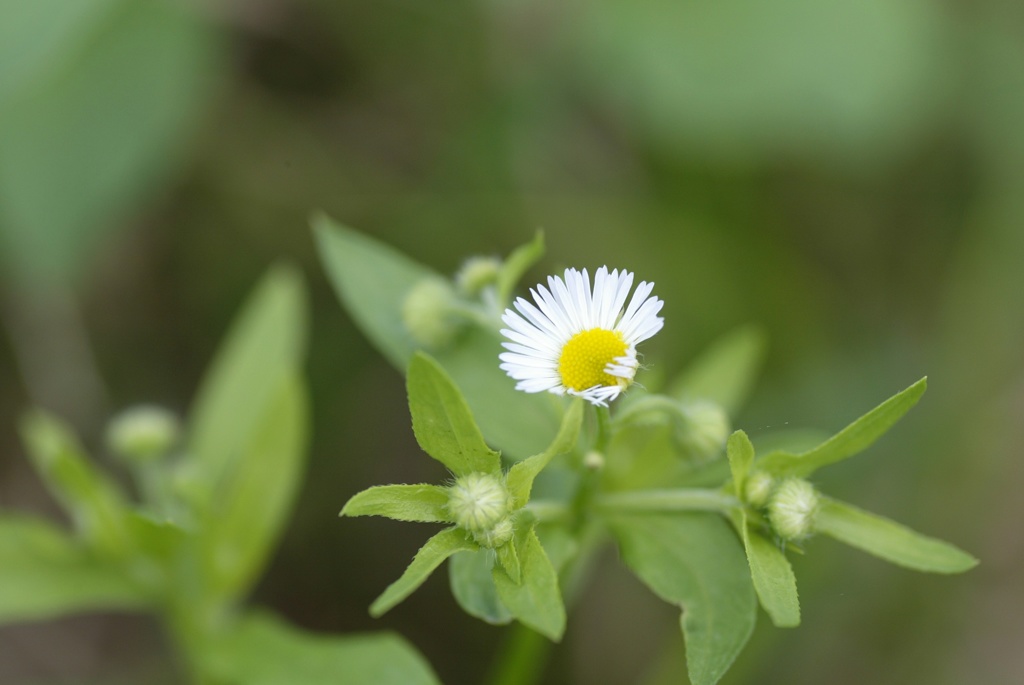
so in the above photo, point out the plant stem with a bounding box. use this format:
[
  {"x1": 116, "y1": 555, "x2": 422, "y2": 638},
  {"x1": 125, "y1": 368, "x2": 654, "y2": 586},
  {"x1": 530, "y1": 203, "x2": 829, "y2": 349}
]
[
  {"x1": 595, "y1": 488, "x2": 739, "y2": 514},
  {"x1": 484, "y1": 624, "x2": 551, "y2": 685}
]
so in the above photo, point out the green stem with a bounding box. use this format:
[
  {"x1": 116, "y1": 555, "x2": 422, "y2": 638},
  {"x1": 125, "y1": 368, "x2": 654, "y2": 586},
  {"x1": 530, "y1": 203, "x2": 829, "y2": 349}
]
[
  {"x1": 484, "y1": 624, "x2": 551, "y2": 685},
  {"x1": 595, "y1": 488, "x2": 740, "y2": 514},
  {"x1": 593, "y1": 404, "x2": 612, "y2": 453},
  {"x1": 523, "y1": 500, "x2": 570, "y2": 523}
]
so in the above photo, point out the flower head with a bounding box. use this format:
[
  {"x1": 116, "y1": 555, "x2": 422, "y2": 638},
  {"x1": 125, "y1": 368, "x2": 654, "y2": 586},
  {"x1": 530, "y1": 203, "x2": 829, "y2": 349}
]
[{"x1": 499, "y1": 267, "x2": 664, "y2": 406}]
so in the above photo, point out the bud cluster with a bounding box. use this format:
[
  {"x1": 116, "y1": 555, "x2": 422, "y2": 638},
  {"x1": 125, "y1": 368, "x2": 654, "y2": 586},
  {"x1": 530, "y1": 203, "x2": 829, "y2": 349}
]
[
  {"x1": 446, "y1": 473, "x2": 515, "y2": 548},
  {"x1": 741, "y1": 470, "x2": 820, "y2": 541}
]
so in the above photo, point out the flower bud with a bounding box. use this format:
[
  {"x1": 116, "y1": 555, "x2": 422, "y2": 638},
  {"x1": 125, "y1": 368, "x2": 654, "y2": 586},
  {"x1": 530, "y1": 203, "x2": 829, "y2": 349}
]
[
  {"x1": 455, "y1": 256, "x2": 501, "y2": 296},
  {"x1": 106, "y1": 406, "x2": 179, "y2": 463},
  {"x1": 447, "y1": 473, "x2": 512, "y2": 541},
  {"x1": 676, "y1": 401, "x2": 730, "y2": 461},
  {"x1": 472, "y1": 517, "x2": 514, "y2": 549},
  {"x1": 767, "y1": 478, "x2": 819, "y2": 541},
  {"x1": 743, "y1": 470, "x2": 774, "y2": 508},
  {"x1": 402, "y1": 278, "x2": 464, "y2": 348}
]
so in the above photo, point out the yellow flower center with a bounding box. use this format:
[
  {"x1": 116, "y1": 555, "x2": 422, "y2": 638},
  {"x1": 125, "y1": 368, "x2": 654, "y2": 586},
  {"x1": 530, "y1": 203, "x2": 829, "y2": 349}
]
[{"x1": 558, "y1": 328, "x2": 628, "y2": 391}]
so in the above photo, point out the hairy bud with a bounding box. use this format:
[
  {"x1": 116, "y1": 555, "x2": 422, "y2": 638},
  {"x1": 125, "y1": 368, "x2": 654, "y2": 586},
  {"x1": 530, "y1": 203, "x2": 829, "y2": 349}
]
[{"x1": 767, "y1": 478, "x2": 819, "y2": 541}]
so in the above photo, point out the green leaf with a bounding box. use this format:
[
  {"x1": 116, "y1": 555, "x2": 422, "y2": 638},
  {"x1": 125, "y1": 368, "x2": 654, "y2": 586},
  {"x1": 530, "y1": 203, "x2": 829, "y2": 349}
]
[
  {"x1": 185, "y1": 265, "x2": 306, "y2": 507},
  {"x1": 407, "y1": 352, "x2": 501, "y2": 476},
  {"x1": 815, "y1": 498, "x2": 978, "y2": 574},
  {"x1": 493, "y1": 526, "x2": 566, "y2": 641},
  {"x1": 19, "y1": 411, "x2": 132, "y2": 557},
  {"x1": 0, "y1": 0, "x2": 216, "y2": 287},
  {"x1": 496, "y1": 539, "x2": 522, "y2": 584},
  {"x1": 670, "y1": 326, "x2": 766, "y2": 417},
  {"x1": 201, "y1": 375, "x2": 309, "y2": 601},
  {"x1": 741, "y1": 520, "x2": 800, "y2": 627},
  {"x1": 0, "y1": 515, "x2": 148, "y2": 624},
  {"x1": 313, "y1": 214, "x2": 435, "y2": 368},
  {"x1": 497, "y1": 231, "x2": 545, "y2": 306},
  {"x1": 342, "y1": 484, "x2": 451, "y2": 523},
  {"x1": 726, "y1": 430, "x2": 754, "y2": 493},
  {"x1": 449, "y1": 549, "x2": 513, "y2": 624},
  {"x1": 757, "y1": 377, "x2": 927, "y2": 478},
  {"x1": 371, "y1": 527, "x2": 476, "y2": 617},
  {"x1": 201, "y1": 610, "x2": 440, "y2": 685},
  {"x1": 608, "y1": 514, "x2": 756, "y2": 685},
  {"x1": 507, "y1": 398, "x2": 583, "y2": 507}
]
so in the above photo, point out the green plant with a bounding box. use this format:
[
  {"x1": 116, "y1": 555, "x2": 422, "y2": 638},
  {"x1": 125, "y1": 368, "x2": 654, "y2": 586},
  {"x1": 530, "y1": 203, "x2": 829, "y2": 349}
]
[
  {"x1": 317, "y1": 216, "x2": 976, "y2": 685},
  {"x1": 0, "y1": 266, "x2": 439, "y2": 685}
]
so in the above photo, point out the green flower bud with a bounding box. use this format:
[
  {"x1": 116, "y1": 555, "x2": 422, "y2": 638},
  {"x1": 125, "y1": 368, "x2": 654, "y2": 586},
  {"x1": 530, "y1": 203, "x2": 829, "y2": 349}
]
[
  {"x1": 455, "y1": 256, "x2": 501, "y2": 296},
  {"x1": 447, "y1": 473, "x2": 513, "y2": 545},
  {"x1": 402, "y1": 278, "x2": 465, "y2": 348},
  {"x1": 743, "y1": 470, "x2": 775, "y2": 508},
  {"x1": 767, "y1": 478, "x2": 819, "y2": 541},
  {"x1": 472, "y1": 517, "x2": 514, "y2": 549},
  {"x1": 106, "y1": 406, "x2": 179, "y2": 463},
  {"x1": 677, "y1": 401, "x2": 730, "y2": 461}
]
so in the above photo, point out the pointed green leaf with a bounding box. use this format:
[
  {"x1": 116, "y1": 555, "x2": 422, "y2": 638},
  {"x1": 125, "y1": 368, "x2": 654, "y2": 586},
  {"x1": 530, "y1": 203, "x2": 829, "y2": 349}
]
[
  {"x1": 201, "y1": 375, "x2": 309, "y2": 601},
  {"x1": 496, "y1": 539, "x2": 522, "y2": 584},
  {"x1": 0, "y1": 516, "x2": 148, "y2": 624},
  {"x1": 342, "y1": 484, "x2": 451, "y2": 523},
  {"x1": 493, "y1": 526, "x2": 566, "y2": 641},
  {"x1": 758, "y1": 378, "x2": 927, "y2": 478},
  {"x1": 608, "y1": 514, "x2": 756, "y2": 685},
  {"x1": 186, "y1": 265, "x2": 306, "y2": 506},
  {"x1": 670, "y1": 326, "x2": 766, "y2": 416},
  {"x1": 313, "y1": 214, "x2": 436, "y2": 368},
  {"x1": 449, "y1": 549, "x2": 513, "y2": 624},
  {"x1": 407, "y1": 352, "x2": 500, "y2": 476},
  {"x1": 741, "y1": 520, "x2": 800, "y2": 627},
  {"x1": 19, "y1": 411, "x2": 132, "y2": 557},
  {"x1": 726, "y1": 430, "x2": 755, "y2": 493},
  {"x1": 371, "y1": 527, "x2": 476, "y2": 617},
  {"x1": 815, "y1": 497, "x2": 978, "y2": 574},
  {"x1": 200, "y1": 610, "x2": 441, "y2": 685},
  {"x1": 507, "y1": 398, "x2": 583, "y2": 507},
  {"x1": 497, "y1": 231, "x2": 545, "y2": 306}
]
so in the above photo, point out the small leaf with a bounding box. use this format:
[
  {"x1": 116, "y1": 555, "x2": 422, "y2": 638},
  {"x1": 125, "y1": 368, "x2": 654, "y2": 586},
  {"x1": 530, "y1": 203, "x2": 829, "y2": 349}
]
[
  {"x1": 497, "y1": 231, "x2": 545, "y2": 306},
  {"x1": 507, "y1": 398, "x2": 583, "y2": 507},
  {"x1": 757, "y1": 377, "x2": 927, "y2": 478},
  {"x1": 186, "y1": 265, "x2": 306, "y2": 506},
  {"x1": 449, "y1": 549, "x2": 513, "y2": 624},
  {"x1": 608, "y1": 514, "x2": 756, "y2": 685},
  {"x1": 493, "y1": 526, "x2": 566, "y2": 641},
  {"x1": 371, "y1": 528, "x2": 476, "y2": 617},
  {"x1": 815, "y1": 497, "x2": 978, "y2": 574},
  {"x1": 19, "y1": 411, "x2": 132, "y2": 557},
  {"x1": 201, "y1": 375, "x2": 309, "y2": 601},
  {"x1": 342, "y1": 484, "x2": 451, "y2": 523},
  {"x1": 726, "y1": 430, "x2": 755, "y2": 493},
  {"x1": 200, "y1": 610, "x2": 441, "y2": 685},
  {"x1": 741, "y1": 520, "x2": 800, "y2": 627},
  {"x1": 313, "y1": 214, "x2": 435, "y2": 368},
  {"x1": 407, "y1": 352, "x2": 501, "y2": 476},
  {"x1": 670, "y1": 326, "x2": 766, "y2": 417},
  {"x1": 496, "y1": 540, "x2": 522, "y2": 584},
  {"x1": 0, "y1": 515, "x2": 148, "y2": 624}
]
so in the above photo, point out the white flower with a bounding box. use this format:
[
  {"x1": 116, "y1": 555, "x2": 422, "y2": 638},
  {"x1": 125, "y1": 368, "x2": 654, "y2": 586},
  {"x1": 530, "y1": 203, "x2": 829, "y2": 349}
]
[{"x1": 499, "y1": 267, "x2": 664, "y2": 406}]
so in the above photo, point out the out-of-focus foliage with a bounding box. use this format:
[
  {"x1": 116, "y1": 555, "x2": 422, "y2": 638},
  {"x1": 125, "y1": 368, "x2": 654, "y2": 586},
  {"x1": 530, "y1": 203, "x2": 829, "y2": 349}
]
[{"x1": 1, "y1": 0, "x2": 1023, "y2": 683}]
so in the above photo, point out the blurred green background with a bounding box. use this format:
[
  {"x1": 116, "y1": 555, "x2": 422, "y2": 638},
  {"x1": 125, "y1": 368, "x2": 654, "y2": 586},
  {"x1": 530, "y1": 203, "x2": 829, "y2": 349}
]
[{"x1": 1, "y1": 0, "x2": 1021, "y2": 683}]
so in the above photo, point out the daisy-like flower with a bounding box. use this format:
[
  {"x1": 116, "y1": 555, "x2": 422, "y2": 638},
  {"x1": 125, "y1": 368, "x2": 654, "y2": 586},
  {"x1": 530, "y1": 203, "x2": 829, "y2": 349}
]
[{"x1": 499, "y1": 266, "x2": 664, "y2": 406}]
